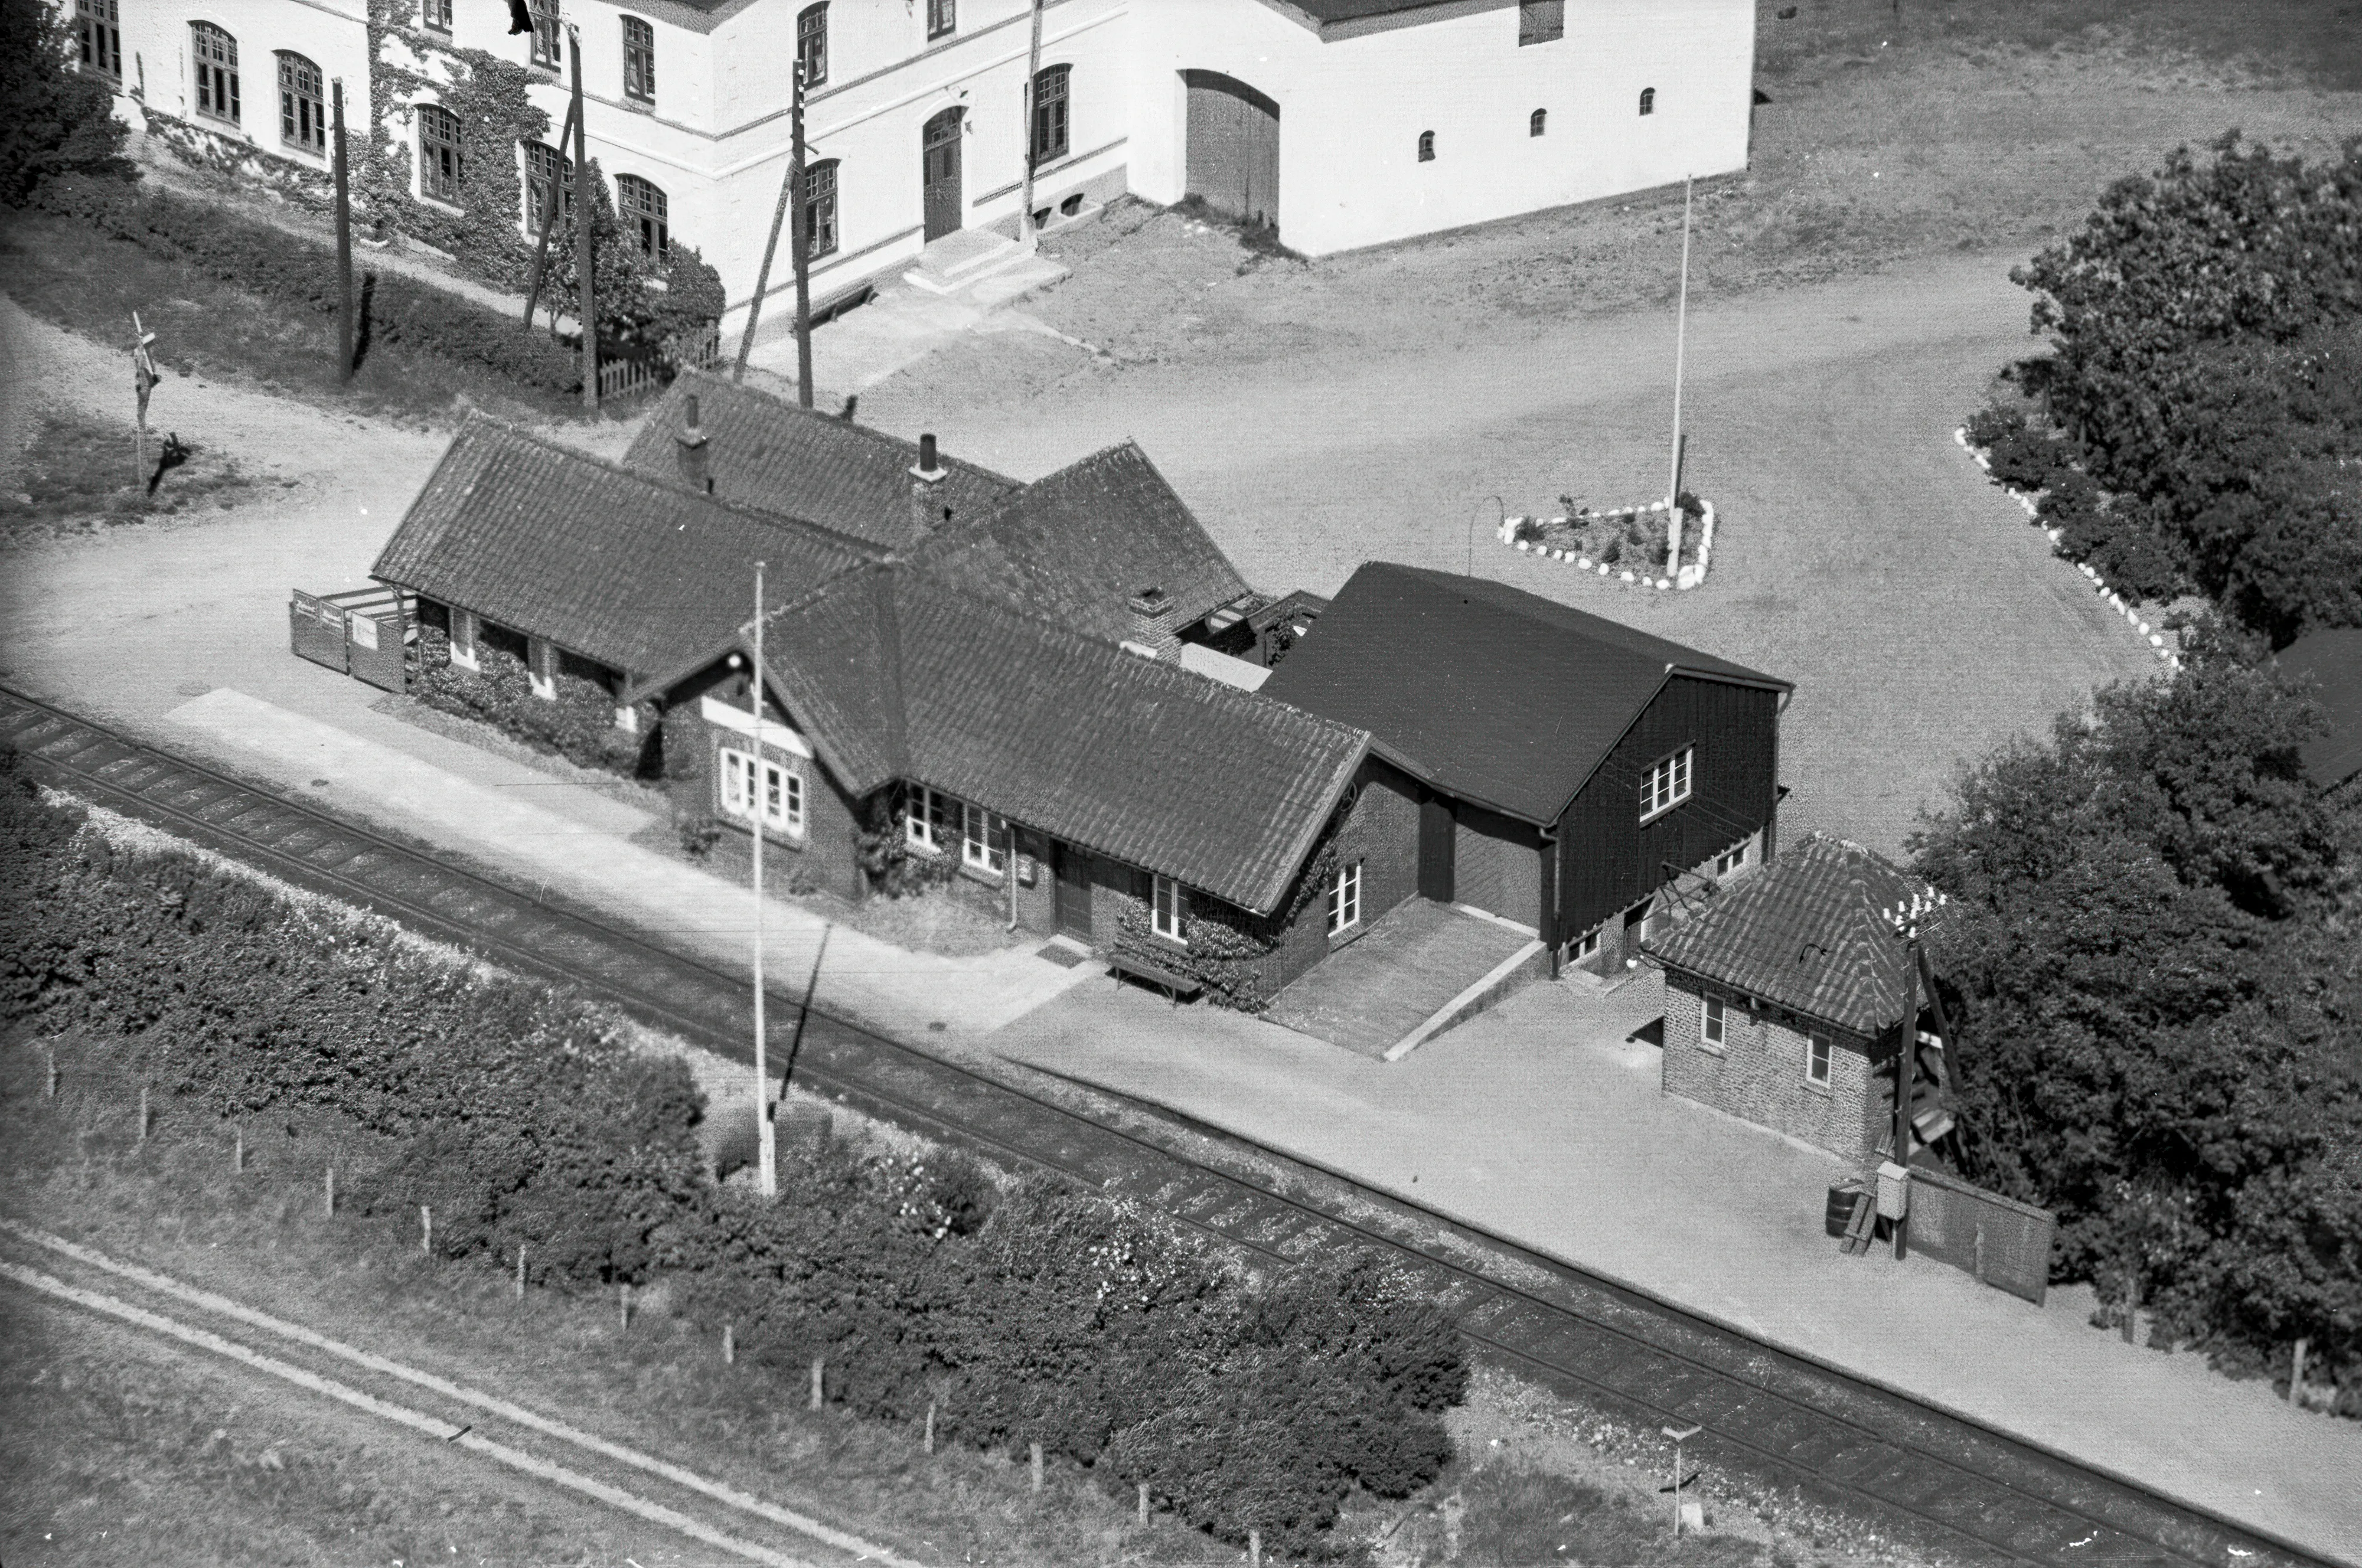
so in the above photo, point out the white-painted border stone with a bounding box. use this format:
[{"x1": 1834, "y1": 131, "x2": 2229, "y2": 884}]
[
  {"x1": 1953, "y1": 427, "x2": 2180, "y2": 672},
  {"x1": 1498, "y1": 497, "x2": 1716, "y2": 593}
]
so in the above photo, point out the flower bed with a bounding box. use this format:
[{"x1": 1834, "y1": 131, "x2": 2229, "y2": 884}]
[
  {"x1": 1954, "y1": 424, "x2": 2180, "y2": 670},
  {"x1": 1497, "y1": 495, "x2": 1717, "y2": 590}
]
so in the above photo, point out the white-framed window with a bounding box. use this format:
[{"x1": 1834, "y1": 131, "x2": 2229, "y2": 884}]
[
  {"x1": 417, "y1": 103, "x2": 463, "y2": 202},
  {"x1": 617, "y1": 173, "x2": 668, "y2": 258},
  {"x1": 523, "y1": 140, "x2": 573, "y2": 235},
  {"x1": 1641, "y1": 746, "x2": 1694, "y2": 820},
  {"x1": 1702, "y1": 995, "x2": 1726, "y2": 1050},
  {"x1": 77, "y1": 0, "x2": 122, "y2": 80},
  {"x1": 802, "y1": 158, "x2": 840, "y2": 258},
  {"x1": 905, "y1": 784, "x2": 954, "y2": 854},
  {"x1": 720, "y1": 747, "x2": 804, "y2": 835},
  {"x1": 1805, "y1": 1031, "x2": 1832, "y2": 1087},
  {"x1": 1571, "y1": 929, "x2": 1600, "y2": 961},
  {"x1": 420, "y1": 0, "x2": 452, "y2": 32},
  {"x1": 1029, "y1": 63, "x2": 1070, "y2": 165},
  {"x1": 1639, "y1": 86, "x2": 1657, "y2": 116},
  {"x1": 1325, "y1": 860, "x2": 1362, "y2": 936},
  {"x1": 621, "y1": 15, "x2": 655, "y2": 103},
  {"x1": 278, "y1": 52, "x2": 325, "y2": 153},
  {"x1": 191, "y1": 21, "x2": 239, "y2": 123},
  {"x1": 527, "y1": 0, "x2": 560, "y2": 68},
  {"x1": 1151, "y1": 874, "x2": 1185, "y2": 943},
  {"x1": 1714, "y1": 842, "x2": 1748, "y2": 878},
  {"x1": 926, "y1": 0, "x2": 955, "y2": 39},
  {"x1": 960, "y1": 802, "x2": 1007, "y2": 876},
  {"x1": 796, "y1": 2, "x2": 828, "y2": 87},
  {"x1": 1529, "y1": 107, "x2": 1547, "y2": 137}
]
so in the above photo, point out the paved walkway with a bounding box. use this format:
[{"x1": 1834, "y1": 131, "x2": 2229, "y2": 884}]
[
  {"x1": 987, "y1": 974, "x2": 2362, "y2": 1563},
  {"x1": 162, "y1": 688, "x2": 1102, "y2": 1043},
  {"x1": 1265, "y1": 899, "x2": 1533, "y2": 1058}
]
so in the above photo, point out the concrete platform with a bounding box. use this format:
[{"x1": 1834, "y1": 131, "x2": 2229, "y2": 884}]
[{"x1": 1264, "y1": 899, "x2": 1539, "y2": 1059}]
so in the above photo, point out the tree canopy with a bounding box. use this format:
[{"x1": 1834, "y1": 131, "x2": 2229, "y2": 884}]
[{"x1": 0, "y1": 0, "x2": 131, "y2": 204}]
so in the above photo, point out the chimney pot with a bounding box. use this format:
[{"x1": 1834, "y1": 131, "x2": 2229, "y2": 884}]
[
  {"x1": 911, "y1": 432, "x2": 946, "y2": 482},
  {"x1": 677, "y1": 391, "x2": 709, "y2": 450}
]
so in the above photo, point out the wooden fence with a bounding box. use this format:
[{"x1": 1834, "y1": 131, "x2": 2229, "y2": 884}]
[
  {"x1": 1907, "y1": 1165, "x2": 2056, "y2": 1304},
  {"x1": 596, "y1": 325, "x2": 723, "y2": 404}
]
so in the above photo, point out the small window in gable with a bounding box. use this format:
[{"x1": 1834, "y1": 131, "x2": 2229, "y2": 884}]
[{"x1": 1640, "y1": 746, "x2": 1694, "y2": 821}]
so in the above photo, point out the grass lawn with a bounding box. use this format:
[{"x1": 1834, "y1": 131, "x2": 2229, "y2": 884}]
[
  {"x1": 0, "y1": 207, "x2": 583, "y2": 430},
  {"x1": 1, "y1": 409, "x2": 269, "y2": 547}
]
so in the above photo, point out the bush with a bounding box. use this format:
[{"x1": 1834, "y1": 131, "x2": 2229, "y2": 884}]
[
  {"x1": 0, "y1": 760, "x2": 1465, "y2": 1548},
  {"x1": 410, "y1": 627, "x2": 648, "y2": 777},
  {"x1": 30, "y1": 175, "x2": 584, "y2": 395},
  {"x1": 0, "y1": 0, "x2": 132, "y2": 203}
]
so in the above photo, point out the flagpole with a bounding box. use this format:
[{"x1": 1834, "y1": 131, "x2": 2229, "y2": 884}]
[
  {"x1": 751, "y1": 561, "x2": 777, "y2": 1200},
  {"x1": 1668, "y1": 173, "x2": 1693, "y2": 507}
]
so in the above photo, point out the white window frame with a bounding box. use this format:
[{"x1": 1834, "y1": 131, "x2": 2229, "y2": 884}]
[
  {"x1": 1805, "y1": 1031, "x2": 1832, "y2": 1087},
  {"x1": 448, "y1": 607, "x2": 479, "y2": 671},
  {"x1": 720, "y1": 746, "x2": 804, "y2": 836},
  {"x1": 1714, "y1": 841, "x2": 1747, "y2": 878},
  {"x1": 1571, "y1": 929, "x2": 1600, "y2": 961},
  {"x1": 960, "y1": 801, "x2": 1006, "y2": 877},
  {"x1": 1701, "y1": 995, "x2": 1725, "y2": 1050},
  {"x1": 1150, "y1": 874, "x2": 1185, "y2": 943},
  {"x1": 1640, "y1": 746, "x2": 1694, "y2": 821},
  {"x1": 905, "y1": 784, "x2": 954, "y2": 854},
  {"x1": 1325, "y1": 860, "x2": 1362, "y2": 936}
]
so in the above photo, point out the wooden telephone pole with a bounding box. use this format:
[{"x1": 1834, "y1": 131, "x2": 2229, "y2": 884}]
[
  {"x1": 751, "y1": 561, "x2": 777, "y2": 1199},
  {"x1": 1016, "y1": 0, "x2": 1046, "y2": 251},
  {"x1": 570, "y1": 26, "x2": 597, "y2": 413},
  {"x1": 733, "y1": 60, "x2": 810, "y2": 407},
  {"x1": 331, "y1": 79, "x2": 353, "y2": 383}
]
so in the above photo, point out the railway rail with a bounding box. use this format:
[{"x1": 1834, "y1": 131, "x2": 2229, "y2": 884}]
[{"x1": 0, "y1": 686, "x2": 2330, "y2": 1568}]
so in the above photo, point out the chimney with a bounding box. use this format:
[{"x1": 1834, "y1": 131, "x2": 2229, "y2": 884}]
[
  {"x1": 1124, "y1": 586, "x2": 1177, "y2": 659},
  {"x1": 676, "y1": 391, "x2": 710, "y2": 493},
  {"x1": 908, "y1": 432, "x2": 947, "y2": 538}
]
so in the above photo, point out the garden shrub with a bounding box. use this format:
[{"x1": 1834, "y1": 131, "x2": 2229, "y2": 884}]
[
  {"x1": 29, "y1": 175, "x2": 585, "y2": 394},
  {"x1": 0, "y1": 759, "x2": 1466, "y2": 1547},
  {"x1": 0, "y1": 0, "x2": 133, "y2": 203},
  {"x1": 410, "y1": 626, "x2": 650, "y2": 777}
]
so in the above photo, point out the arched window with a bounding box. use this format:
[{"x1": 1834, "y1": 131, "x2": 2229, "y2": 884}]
[
  {"x1": 802, "y1": 158, "x2": 839, "y2": 258},
  {"x1": 1639, "y1": 86, "x2": 1656, "y2": 115},
  {"x1": 278, "y1": 53, "x2": 325, "y2": 152},
  {"x1": 622, "y1": 16, "x2": 655, "y2": 103},
  {"x1": 796, "y1": 3, "x2": 828, "y2": 88},
  {"x1": 522, "y1": 140, "x2": 573, "y2": 234},
  {"x1": 417, "y1": 103, "x2": 464, "y2": 202},
  {"x1": 1417, "y1": 129, "x2": 1435, "y2": 163},
  {"x1": 527, "y1": 0, "x2": 560, "y2": 68},
  {"x1": 616, "y1": 174, "x2": 669, "y2": 259},
  {"x1": 1030, "y1": 63, "x2": 1070, "y2": 165},
  {"x1": 1529, "y1": 107, "x2": 1547, "y2": 138},
  {"x1": 76, "y1": 0, "x2": 122, "y2": 81},
  {"x1": 191, "y1": 22, "x2": 239, "y2": 123}
]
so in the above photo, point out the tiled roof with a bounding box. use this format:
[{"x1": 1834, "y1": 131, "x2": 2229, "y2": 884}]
[
  {"x1": 621, "y1": 370, "x2": 1021, "y2": 550},
  {"x1": 930, "y1": 442, "x2": 1253, "y2": 644},
  {"x1": 749, "y1": 567, "x2": 1366, "y2": 913},
  {"x1": 371, "y1": 419, "x2": 871, "y2": 678},
  {"x1": 1642, "y1": 834, "x2": 1959, "y2": 1037},
  {"x1": 2278, "y1": 628, "x2": 2362, "y2": 791},
  {"x1": 1261, "y1": 563, "x2": 1788, "y2": 824}
]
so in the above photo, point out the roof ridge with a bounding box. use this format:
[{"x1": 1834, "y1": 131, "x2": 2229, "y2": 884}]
[
  {"x1": 450, "y1": 411, "x2": 892, "y2": 560},
  {"x1": 670, "y1": 367, "x2": 1022, "y2": 488}
]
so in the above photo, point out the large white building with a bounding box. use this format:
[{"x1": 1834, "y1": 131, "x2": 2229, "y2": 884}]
[{"x1": 69, "y1": 0, "x2": 1753, "y2": 339}]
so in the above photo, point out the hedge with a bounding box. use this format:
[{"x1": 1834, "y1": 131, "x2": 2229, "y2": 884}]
[
  {"x1": 409, "y1": 625, "x2": 651, "y2": 778},
  {"x1": 0, "y1": 760, "x2": 1464, "y2": 1554},
  {"x1": 30, "y1": 174, "x2": 583, "y2": 396}
]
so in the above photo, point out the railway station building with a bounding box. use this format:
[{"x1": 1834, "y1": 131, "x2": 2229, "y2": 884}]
[{"x1": 368, "y1": 373, "x2": 1787, "y2": 1014}]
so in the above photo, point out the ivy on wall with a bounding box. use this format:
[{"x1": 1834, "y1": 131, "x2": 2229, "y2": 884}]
[{"x1": 1110, "y1": 818, "x2": 1346, "y2": 1012}]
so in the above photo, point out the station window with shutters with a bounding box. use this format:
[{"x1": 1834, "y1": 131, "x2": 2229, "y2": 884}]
[
  {"x1": 191, "y1": 22, "x2": 239, "y2": 123},
  {"x1": 528, "y1": 0, "x2": 560, "y2": 68},
  {"x1": 1030, "y1": 64, "x2": 1070, "y2": 165},
  {"x1": 77, "y1": 0, "x2": 122, "y2": 79},
  {"x1": 622, "y1": 16, "x2": 655, "y2": 103},
  {"x1": 926, "y1": 0, "x2": 955, "y2": 39},
  {"x1": 279, "y1": 53, "x2": 325, "y2": 153},
  {"x1": 804, "y1": 159, "x2": 840, "y2": 257},
  {"x1": 523, "y1": 141, "x2": 572, "y2": 234},
  {"x1": 418, "y1": 104, "x2": 464, "y2": 203},
  {"x1": 720, "y1": 748, "x2": 804, "y2": 835},
  {"x1": 618, "y1": 174, "x2": 668, "y2": 258},
  {"x1": 797, "y1": 3, "x2": 828, "y2": 87},
  {"x1": 1518, "y1": 0, "x2": 1563, "y2": 44},
  {"x1": 1640, "y1": 746, "x2": 1693, "y2": 820}
]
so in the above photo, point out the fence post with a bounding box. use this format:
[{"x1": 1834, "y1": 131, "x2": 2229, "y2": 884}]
[
  {"x1": 722, "y1": 1325, "x2": 734, "y2": 1365},
  {"x1": 325, "y1": 1165, "x2": 335, "y2": 1217},
  {"x1": 1136, "y1": 1482, "x2": 1149, "y2": 1526},
  {"x1": 139, "y1": 1086, "x2": 150, "y2": 1141},
  {"x1": 516, "y1": 1245, "x2": 527, "y2": 1299},
  {"x1": 46, "y1": 1046, "x2": 57, "y2": 1098},
  {"x1": 1250, "y1": 1528, "x2": 1262, "y2": 1566},
  {"x1": 2291, "y1": 1338, "x2": 2309, "y2": 1404},
  {"x1": 420, "y1": 1206, "x2": 432, "y2": 1256},
  {"x1": 924, "y1": 1401, "x2": 935, "y2": 1454},
  {"x1": 620, "y1": 1282, "x2": 631, "y2": 1331},
  {"x1": 233, "y1": 1126, "x2": 244, "y2": 1173},
  {"x1": 810, "y1": 1357, "x2": 824, "y2": 1411},
  {"x1": 1030, "y1": 1441, "x2": 1043, "y2": 1493}
]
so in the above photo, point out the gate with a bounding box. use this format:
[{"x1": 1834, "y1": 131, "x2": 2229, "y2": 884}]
[
  {"x1": 1183, "y1": 70, "x2": 1280, "y2": 228},
  {"x1": 289, "y1": 585, "x2": 414, "y2": 693},
  {"x1": 1906, "y1": 1165, "x2": 2056, "y2": 1304}
]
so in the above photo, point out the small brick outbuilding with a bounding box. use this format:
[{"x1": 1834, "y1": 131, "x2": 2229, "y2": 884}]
[{"x1": 1641, "y1": 833, "x2": 1957, "y2": 1164}]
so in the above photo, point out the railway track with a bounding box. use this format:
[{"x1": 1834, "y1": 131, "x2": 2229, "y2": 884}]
[{"x1": 0, "y1": 686, "x2": 2330, "y2": 1568}]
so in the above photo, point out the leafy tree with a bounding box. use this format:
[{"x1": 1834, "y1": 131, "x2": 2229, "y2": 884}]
[
  {"x1": 541, "y1": 159, "x2": 727, "y2": 355},
  {"x1": 0, "y1": 0, "x2": 132, "y2": 204}
]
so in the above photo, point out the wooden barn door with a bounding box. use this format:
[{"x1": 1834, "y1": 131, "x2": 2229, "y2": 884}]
[
  {"x1": 1182, "y1": 70, "x2": 1280, "y2": 228},
  {"x1": 922, "y1": 107, "x2": 964, "y2": 242}
]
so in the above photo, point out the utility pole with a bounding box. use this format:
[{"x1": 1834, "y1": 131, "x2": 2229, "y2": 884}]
[
  {"x1": 790, "y1": 58, "x2": 813, "y2": 409},
  {"x1": 1016, "y1": 0, "x2": 1045, "y2": 250},
  {"x1": 751, "y1": 561, "x2": 777, "y2": 1200},
  {"x1": 331, "y1": 78, "x2": 353, "y2": 383},
  {"x1": 521, "y1": 95, "x2": 580, "y2": 329},
  {"x1": 570, "y1": 25, "x2": 597, "y2": 413},
  {"x1": 732, "y1": 61, "x2": 803, "y2": 390},
  {"x1": 1893, "y1": 934, "x2": 1916, "y2": 1260}
]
